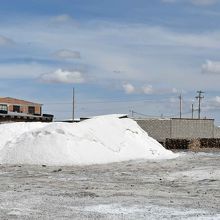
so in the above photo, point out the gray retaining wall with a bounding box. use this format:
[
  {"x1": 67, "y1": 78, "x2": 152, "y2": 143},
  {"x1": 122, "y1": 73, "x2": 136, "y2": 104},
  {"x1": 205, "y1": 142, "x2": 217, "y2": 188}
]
[
  {"x1": 170, "y1": 118, "x2": 214, "y2": 139},
  {"x1": 136, "y1": 119, "x2": 171, "y2": 142},
  {"x1": 214, "y1": 127, "x2": 220, "y2": 138},
  {"x1": 135, "y1": 118, "x2": 216, "y2": 142}
]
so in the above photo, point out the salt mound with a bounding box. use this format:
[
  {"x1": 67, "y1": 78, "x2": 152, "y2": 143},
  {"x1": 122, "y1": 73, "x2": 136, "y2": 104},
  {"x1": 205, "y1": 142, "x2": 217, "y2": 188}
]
[
  {"x1": 0, "y1": 115, "x2": 177, "y2": 165},
  {"x1": 0, "y1": 122, "x2": 47, "y2": 151}
]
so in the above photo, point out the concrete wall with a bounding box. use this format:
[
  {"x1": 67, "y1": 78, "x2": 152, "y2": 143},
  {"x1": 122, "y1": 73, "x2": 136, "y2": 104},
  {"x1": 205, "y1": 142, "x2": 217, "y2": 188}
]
[
  {"x1": 136, "y1": 119, "x2": 171, "y2": 142},
  {"x1": 171, "y1": 118, "x2": 214, "y2": 139},
  {"x1": 214, "y1": 127, "x2": 220, "y2": 138},
  {"x1": 135, "y1": 118, "x2": 216, "y2": 141}
]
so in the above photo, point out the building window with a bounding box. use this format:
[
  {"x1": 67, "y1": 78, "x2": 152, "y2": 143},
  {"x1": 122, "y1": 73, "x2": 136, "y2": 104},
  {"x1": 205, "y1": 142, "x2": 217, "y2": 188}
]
[
  {"x1": 28, "y1": 106, "x2": 35, "y2": 114},
  {"x1": 13, "y1": 105, "x2": 20, "y2": 113},
  {"x1": 0, "y1": 104, "x2": 8, "y2": 111}
]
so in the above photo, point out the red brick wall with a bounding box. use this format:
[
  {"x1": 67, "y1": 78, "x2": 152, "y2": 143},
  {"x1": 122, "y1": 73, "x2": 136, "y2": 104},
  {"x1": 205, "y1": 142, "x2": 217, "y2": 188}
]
[
  {"x1": 0, "y1": 97, "x2": 42, "y2": 115},
  {"x1": 8, "y1": 104, "x2": 41, "y2": 115}
]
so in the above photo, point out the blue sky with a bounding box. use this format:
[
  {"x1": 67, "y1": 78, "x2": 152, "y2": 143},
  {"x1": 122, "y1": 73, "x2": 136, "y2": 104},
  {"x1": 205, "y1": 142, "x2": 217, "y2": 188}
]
[{"x1": 1, "y1": 0, "x2": 220, "y2": 122}]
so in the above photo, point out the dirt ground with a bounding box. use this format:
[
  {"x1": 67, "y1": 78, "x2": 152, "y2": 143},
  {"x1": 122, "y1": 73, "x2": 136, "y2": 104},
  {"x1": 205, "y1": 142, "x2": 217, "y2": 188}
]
[{"x1": 0, "y1": 151, "x2": 219, "y2": 220}]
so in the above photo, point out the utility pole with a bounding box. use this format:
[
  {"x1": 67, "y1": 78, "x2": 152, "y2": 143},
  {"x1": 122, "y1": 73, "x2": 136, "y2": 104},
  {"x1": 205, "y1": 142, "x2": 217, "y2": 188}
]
[
  {"x1": 195, "y1": 90, "x2": 204, "y2": 119},
  {"x1": 191, "y1": 104, "x2": 194, "y2": 119},
  {"x1": 72, "y1": 88, "x2": 75, "y2": 122},
  {"x1": 179, "y1": 94, "x2": 182, "y2": 119},
  {"x1": 129, "y1": 110, "x2": 134, "y2": 118}
]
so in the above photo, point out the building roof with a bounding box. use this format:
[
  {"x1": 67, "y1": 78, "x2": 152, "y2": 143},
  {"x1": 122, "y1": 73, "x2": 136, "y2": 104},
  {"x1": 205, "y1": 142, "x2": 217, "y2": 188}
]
[{"x1": 0, "y1": 97, "x2": 42, "y2": 106}]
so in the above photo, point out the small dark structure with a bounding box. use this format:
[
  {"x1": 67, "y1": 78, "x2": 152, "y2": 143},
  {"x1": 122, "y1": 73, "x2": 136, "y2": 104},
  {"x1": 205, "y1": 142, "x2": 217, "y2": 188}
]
[{"x1": 164, "y1": 138, "x2": 220, "y2": 150}]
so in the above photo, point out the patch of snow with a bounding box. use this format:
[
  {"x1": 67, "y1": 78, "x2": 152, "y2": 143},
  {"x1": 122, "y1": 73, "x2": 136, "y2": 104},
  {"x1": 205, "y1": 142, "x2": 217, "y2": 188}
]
[
  {"x1": 167, "y1": 168, "x2": 220, "y2": 182},
  {"x1": 73, "y1": 203, "x2": 220, "y2": 219},
  {"x1": 0, "y1": 115, "x2": 177, "y2": 165}
]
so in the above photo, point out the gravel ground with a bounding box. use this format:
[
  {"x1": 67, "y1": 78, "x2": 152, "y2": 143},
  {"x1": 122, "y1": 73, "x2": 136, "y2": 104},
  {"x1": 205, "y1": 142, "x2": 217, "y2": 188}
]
[{"x1": 0, "y1": 151, "x2": 219, "y2": 220}]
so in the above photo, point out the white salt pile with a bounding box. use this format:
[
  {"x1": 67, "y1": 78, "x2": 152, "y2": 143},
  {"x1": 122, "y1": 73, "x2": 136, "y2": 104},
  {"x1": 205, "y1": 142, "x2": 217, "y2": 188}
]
[{"x1": 0, "y1": 115, "x2": 177, "y2": 165}]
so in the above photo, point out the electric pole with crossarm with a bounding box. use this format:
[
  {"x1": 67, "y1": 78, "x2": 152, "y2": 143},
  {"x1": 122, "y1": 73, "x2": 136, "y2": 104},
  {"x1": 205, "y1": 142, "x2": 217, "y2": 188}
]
[
  {"x1": 179, "y1": 94, "x2": 182, "y2": 119},
  {"x1": 72, "y1": 88, "x2": 75, "y2": 121},
  {"x1": 196, "y1": 91, "x2": 204, "y2": 119}
]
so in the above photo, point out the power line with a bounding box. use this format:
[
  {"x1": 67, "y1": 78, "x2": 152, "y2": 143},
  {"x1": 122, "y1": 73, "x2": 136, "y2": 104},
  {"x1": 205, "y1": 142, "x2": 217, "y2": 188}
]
[
  {"x1": 130, "y1": 111, "x2": 160, "y2": 118},
  {"x1": 167, "y1": 110, "x2": 192, "y2": 118},
  {"x1": 130, "y1": 109, "x2": 193, "y2": 119},
  {"x1": 40, "y1": 98, "x2": 171, "y2": 105}
]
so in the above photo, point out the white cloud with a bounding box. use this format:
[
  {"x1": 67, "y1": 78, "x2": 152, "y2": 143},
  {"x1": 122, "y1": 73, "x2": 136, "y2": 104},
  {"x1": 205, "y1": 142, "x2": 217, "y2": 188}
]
[
  {"x1": 161, "y1": 0, "x2": 177, "y2": 3},
  {"x1": 172, "y1": 88, "x2": 178, "y2": 93},
  {"x1": 0, "y1": 35, "x2": 14, "y2": 46},
  {"x1": 2, "y1": 13, "x2": 220, "y2": 120},
  {"x1": 50, "y1": 14, "x2": 73, "y2": 23},
  {"x1": 122, "y1": 83, "x2": 177, "y2": 95},
  {"x1": 214, "y1": 96, "x2": 220, "y2": 103},
  {"x1": 191, "y1": 0, "x2": 217, "y2": 6},
  {"x1": 202, "y1": 60, "x2": 220, "y2": 74},
  {"x1": 3, "y1": 18, "x2": 220, "y2": 90},
  {"x1": 169, "y1": 97, "x2": 178, "y2": 103},
  {"x1": 142, "y1": 86, "x2": 180, "y2": 95},
  {"x1": 122, "y1": 83, "x2": 135, "y2": 94},
  {"x1": 39, "y1": 69, "x2": 85, "y2": 84},
  {"x1": 53, "y1": 49, "x2": 81, "y2": 59},
  {"x1": 162, "y1": 0, "x2": 218, "y2": 5},
  {"x1": 49, "y1": 14, "x2": 78, "y2": 27},
  {"x1": 0, "y1": 63, "x2": 52, "y2": 78},
  {"x1": 142, "y1": 85, "x2": 153, "y2": 94},
  {"x1": 202, "y1": 96, "x2": 220, "y2": 111}
]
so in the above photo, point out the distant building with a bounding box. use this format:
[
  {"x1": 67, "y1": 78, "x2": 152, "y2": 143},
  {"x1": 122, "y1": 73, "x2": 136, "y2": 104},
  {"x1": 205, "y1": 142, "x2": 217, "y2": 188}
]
[
  {"x1": 0, "y1": 97, "x2": 42, "y2": 115},
  {"x1": 0, "y1": 97, "x2": 53, "y2": 122}
]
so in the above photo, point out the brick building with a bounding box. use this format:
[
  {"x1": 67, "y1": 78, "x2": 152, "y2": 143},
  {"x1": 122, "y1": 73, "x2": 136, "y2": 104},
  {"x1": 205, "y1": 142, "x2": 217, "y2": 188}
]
[
  {"x1": 0, "y1": 97, "x2": 53, "y2": 122},
  {"x1": 0, "y1": 97, "x2": 42, "y2": 115}
]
